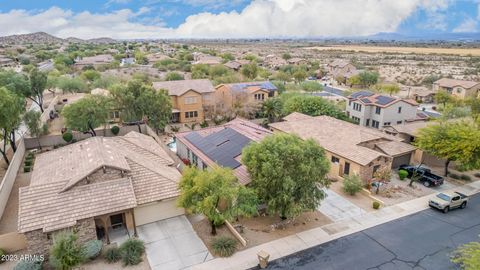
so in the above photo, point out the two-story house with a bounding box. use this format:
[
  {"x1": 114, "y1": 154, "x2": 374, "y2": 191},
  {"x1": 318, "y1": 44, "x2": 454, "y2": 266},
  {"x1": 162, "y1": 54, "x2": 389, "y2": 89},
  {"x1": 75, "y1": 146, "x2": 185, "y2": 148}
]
[
  {"x1": 346, "y1": 91, "x2": 418, "y2": 128},
  {"x1": 433, "y1": 78, "x2": 480, "y2": 99},
  {"x1": 327, "y1": 60, "x2": 358, "y2": 81},
  {"x1": 153, "y1": 79, "x2": 215, "y2": 123},
  {"x1": 214, "y1": 81, "x2": 278, "y2": 114}
]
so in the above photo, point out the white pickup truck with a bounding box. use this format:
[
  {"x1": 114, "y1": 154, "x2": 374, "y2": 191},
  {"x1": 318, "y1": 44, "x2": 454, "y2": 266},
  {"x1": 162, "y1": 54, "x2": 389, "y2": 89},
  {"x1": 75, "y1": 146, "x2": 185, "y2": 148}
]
[{"x1": 429, "y1": 191, "x2": 468, "y2": 213}]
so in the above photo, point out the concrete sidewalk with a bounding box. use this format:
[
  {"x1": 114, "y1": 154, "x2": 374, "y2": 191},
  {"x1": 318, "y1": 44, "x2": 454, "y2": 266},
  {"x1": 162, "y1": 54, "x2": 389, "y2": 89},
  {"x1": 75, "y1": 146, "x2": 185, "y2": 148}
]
[
  {"x1": 190, "y1": 181, "x2": 480, "y2": 270},
  {"x1": 317, "y1": 189, "x2": 366, "y2": 221}
]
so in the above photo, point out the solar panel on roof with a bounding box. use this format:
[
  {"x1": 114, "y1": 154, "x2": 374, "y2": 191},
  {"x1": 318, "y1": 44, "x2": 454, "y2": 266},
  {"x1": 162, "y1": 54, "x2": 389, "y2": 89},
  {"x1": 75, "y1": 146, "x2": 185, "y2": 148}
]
[
  {"x1": 351, "y1": 91, "x2": 374, "y2": 98},
  {"x1": 361, "y1": 98, "x2": 372, "y2": 103},
  {"x1": 184, "y1": 128, "x2": 251, "y2": 169},
  {"x1": 375, "y1": 95, "x2": 395, "y2": 105}
]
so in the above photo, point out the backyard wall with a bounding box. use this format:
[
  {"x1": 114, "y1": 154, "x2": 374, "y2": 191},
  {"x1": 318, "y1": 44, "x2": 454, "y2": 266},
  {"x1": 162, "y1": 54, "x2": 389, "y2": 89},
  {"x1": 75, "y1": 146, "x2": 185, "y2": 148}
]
[
  {"x1": 39, "y1": 96, "x2": 59, "y2": 125},
  {"x1": 0, "y1": 139, "x2": 25, "y2": 219}
]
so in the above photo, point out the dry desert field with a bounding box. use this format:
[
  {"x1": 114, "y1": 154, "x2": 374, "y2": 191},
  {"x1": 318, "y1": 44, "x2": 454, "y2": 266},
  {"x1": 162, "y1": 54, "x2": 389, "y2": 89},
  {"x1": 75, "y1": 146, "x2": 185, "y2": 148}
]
[{"x1": 307, "y1": 45, "x2": 480, "y2": 56}]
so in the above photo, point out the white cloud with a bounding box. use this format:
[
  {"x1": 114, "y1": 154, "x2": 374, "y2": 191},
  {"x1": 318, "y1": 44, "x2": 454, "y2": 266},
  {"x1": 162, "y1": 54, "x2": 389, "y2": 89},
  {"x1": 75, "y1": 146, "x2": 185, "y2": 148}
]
[
  {"x1": 0, "y1": 0, "x2": 458, "y2": 39},
  {"x1": 453, "y1": 17, "x2": 478, "y2": 33}
]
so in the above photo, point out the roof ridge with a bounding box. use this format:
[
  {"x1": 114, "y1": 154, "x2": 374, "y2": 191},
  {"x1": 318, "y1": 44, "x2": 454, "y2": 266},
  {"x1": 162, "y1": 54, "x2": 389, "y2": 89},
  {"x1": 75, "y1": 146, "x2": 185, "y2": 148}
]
[
  {"x1": 117, "y1": 134, "x2": 174, "y2": 165},
  {"x1": 122, "y1": 148, "x2": 178, "y2": 183}
]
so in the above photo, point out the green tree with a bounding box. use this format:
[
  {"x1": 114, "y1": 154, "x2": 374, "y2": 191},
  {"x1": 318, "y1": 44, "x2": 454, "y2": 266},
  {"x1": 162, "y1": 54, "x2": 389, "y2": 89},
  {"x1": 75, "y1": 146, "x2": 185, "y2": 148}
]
[
  {"x1": 56, "y1": 77, "x2": 88, "y2": 93},
  {"x1": 374, "y1": 83, "x2": 400, "y2": 96},
  {"x1": 293, "y1": 69, "x2": 307, "y2": 84},
  {"x1": 177, "y1": 167, "x2": 258, "y2": 235},
  {"x1": 49, "y1": 232, "x2": 86, "y2": 270},
  {"x1": 273, "y1": 71, "x2": 291, "y2": 82},
  {"x1": 242, "y1": 133, "x2": 330, "y2": 219},
  {"x1": 301, "y1": 81, "x2": 323, "y2": 92},
  {"x1": 282, "y1": 94, "x2": 349, "y2": 120},
  {"x1": 134, "y1": 51, "x2": 148, "y2": 65},
  {"x1": 451, "y1": 242, "x2": 480, "y2": 270},
  {"x1": 0, "y1": 87, "x2": 25, "y2": 164},
  {"x1": 415, "y1": 120, "x2": 480, "y2": 176},
  {"x1": 0, "y1": 70, "x2": 31, "y2": 101},
  {"x1": 191, "y1": 64, "x2": 210, "y2": 79},
  {"x1": 262, "y1": 98, "x2": 283, "y2": 123},
  {"x1": 23, "y1": 110, "x2": 48, "y2": 149},
  {"x1": 221, "y1": 53, "x2": 235, "y2": 61},
  {"x1": 466, "y1": 98, "x2": 480, "y2": 122},
  {"x1": 28, "y1": 68, "x2": 48, "y2": 112},
  {"x1": 80, "y1": 70, "x2": 101, "y2": 83},
  {"x1": 62, "y1": 95, "x2": 110, "y2": 136},
  {"x1": 358, "y1": 71, "x2": 379, "y2": 87},
  {"x1": 165, "y1": 72, "x2": 184, "y2": 81},
  {"x1": 434, "y1": 90, "x2": 453, "y2": 107},
  {"x1": 282, "y1": 53, "x2": 292, "y2": 60},
  {"x1": 110, "y1": 80, "x2": 172, "y2": 133},
  {"x1": 241, "y1": 63, "x2": 258, "y2": 80}
]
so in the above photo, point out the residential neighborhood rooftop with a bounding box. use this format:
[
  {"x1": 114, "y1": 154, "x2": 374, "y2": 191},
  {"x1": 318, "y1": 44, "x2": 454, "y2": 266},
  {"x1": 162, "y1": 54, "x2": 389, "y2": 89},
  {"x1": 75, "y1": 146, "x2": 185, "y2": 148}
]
[
  {"x1": 434, "y1": 78, "x2": 480, "y2": 89},
  {"x1": 348, "y1": 90, "x2": 418, "y2": 108},
  {"x1": 18, "y1": 131, "x2": 181, "y2": 233},
  {"x1": 152, "y1": 79, "x2": 215, "y2": 96}
]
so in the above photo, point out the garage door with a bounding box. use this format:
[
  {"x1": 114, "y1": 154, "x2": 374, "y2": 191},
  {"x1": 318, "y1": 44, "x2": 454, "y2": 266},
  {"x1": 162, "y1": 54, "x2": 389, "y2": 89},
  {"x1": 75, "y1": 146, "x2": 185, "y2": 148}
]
[
  {"x1": 392, "y1": 153, "x2": 412, "y2": 168},
  {"x1": 134, "y1": 199, "x2": 185, "y2": 226}
]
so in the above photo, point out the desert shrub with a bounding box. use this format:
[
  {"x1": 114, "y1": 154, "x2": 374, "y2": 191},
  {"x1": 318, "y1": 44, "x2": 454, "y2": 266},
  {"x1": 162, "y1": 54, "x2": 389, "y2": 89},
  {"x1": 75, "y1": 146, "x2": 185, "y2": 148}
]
[
  {"x1": 24, "y1": 166, "x2": 31, "y2": 173},
  {"x1": 342, "y1": 174, "x2": 363, "y2": 195},
  {"x1": 373, "y1": 167, "x2": 392, "y2": 181},
  {"x1": 170, "y1": 125, "x2": 180, "y2": 132},
  {"x1": 211, "y1": 236, "x2": 237, "y2": 257},
  {"x1": 0, "y1": 249, "x2": 4, "y2": 264},
  {"x1": 13, "y1": 258, "x2": 43, "y2": 270},
  {"x1": 460, "y1": 174, "x2": 472, "y2": 181},
  {"x1": 49, "y1": 232, "x2": 86, "y2": 270},
  {"x1": 120, "y1": 238, "x2": 145, "y2": 266},
  {"x1": 475, "y1": 172, "x2": 480, "y2": 178},
  {"x1": 24, "y1": 160, "x2": 32, "y2": 167},
  {"x1": 398, "y1": 170, "x2": 408, "y2": 180},
  {"x1": 104, "y1": 247, "x2": 122, "y2": 263},
  {"x1": 62, "y1": 131, "x2": 73, "y2": 143},
  {"x1": 373, "y1": 201, "x2": 381, "y2": 209},
  {"x1": 111, "y1": 126, "x2": 120, "y2": 135},
  {"x1": 200, "y1": 121, "x2": 209, "y2": 128},
  {"x1": 84, "y1": 240, "x2": 103, "y2": 260},
  {"x1": 449, "y1": 173, "x2": 460, "y2": 179}
]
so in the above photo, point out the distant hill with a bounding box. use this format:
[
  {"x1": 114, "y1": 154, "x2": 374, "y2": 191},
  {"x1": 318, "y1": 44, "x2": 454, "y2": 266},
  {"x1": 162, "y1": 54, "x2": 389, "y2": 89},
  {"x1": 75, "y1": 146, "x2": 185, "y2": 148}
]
[
  {"x1": 0, "y1": 32, "x2": 118, "y2": 45},
  {"x1": 0, "y1": 32, "x2": 64, "y2": 45}
]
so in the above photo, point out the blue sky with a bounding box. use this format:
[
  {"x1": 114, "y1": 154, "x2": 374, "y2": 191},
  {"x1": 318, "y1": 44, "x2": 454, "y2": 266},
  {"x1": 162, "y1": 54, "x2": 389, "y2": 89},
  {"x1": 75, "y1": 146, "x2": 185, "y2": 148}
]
[{"x1": 0, "y1": 0, "x2": 479, "y2": 39}]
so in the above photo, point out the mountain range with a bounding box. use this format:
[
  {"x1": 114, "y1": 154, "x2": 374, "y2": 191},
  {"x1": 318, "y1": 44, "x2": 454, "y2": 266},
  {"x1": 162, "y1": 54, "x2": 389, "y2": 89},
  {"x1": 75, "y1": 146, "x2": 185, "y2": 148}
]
[{"x1": 0, "y1": 32, "x2": 117, "y2": 45}]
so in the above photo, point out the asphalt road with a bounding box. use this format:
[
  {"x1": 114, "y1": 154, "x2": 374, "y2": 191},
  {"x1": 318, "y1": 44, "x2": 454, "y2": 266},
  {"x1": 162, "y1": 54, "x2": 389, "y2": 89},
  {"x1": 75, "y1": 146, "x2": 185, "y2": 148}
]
[{"x1": 260, "y1": 194, "x2": 480, "y2": 270}]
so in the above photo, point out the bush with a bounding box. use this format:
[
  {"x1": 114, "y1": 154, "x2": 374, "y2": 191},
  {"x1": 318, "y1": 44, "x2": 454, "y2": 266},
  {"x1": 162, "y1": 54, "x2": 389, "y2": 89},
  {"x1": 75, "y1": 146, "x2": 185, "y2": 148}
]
[
  {"x1": 120, "y1": 238, "x2": 145, "y2": 266},
  {"x1": 49, "y1": 232, "x2": 86, "y2": 270},
  {"x1": 449, "y1": 173, "x2": 460, "y2": 179},
  {"x1": 111, "y1": 126, "x2": 120, "y2": 135},
  {"x1": 373, "y1": 201, "x2": 381, "y2": 209},
  {"x1": 460, "y1": 174, "x2": 472, "y2": 181},
  {"x1": 342, "y1": 174, "x2": 363, "y2": 195},
  {"x1": 24, "y1": 166, "x2": 31, "y2": 173},
  {"x1": 62, "y1": 131, "x2": 73, "y2": 143},
  {"x1": 105, "y1": 247, "x2": 122, "y2": 263},
  {"x1": 398, "y1": 170, "x2": 408, "y2": 180},
  {"x1": 84, "y1": 240, "x2": 103, "y2": 260},
  {"x1": 24, "y1": 160, "x2": 32, "y2": 167},
  {"x1": 0, "y1": 248, "x2": 4, "y2": 264},
  {"x1": 475, "y1": 172, "x2": 480, "y2": 178},
  {"x1": 14, "y1": 258, "x2": 43, "y2": 270},
  {"x1": 211, "y1": 236, "x2": 237, "y2": 257},
  {"x1": 200, "y1": 121, "x2": 209, "y2": 128}
]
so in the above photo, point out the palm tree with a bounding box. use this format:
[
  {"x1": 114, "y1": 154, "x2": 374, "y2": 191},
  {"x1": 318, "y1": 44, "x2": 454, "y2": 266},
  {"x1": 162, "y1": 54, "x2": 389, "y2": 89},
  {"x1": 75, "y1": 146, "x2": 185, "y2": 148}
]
[{"x1": 262, "y1": 98, "x2": 282, "y2": 123}]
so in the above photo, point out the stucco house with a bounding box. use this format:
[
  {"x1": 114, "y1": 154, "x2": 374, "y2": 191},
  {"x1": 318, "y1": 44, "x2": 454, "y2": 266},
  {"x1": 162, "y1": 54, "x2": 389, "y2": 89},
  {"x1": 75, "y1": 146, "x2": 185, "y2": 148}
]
[
  {"x1": 74, "y1": 54, "x2": 114, "y2": 69},
  {"x1": 18, "y1": 132, "x2": 183, "y2": 256},
  {"x1": 224, "y1": 60, "x2": 250, "y2": 71},
  {"x1": 215, "y1": 81, "x2": 278, "y2": 115},
  {"x1": 346, "y1": 91, "x2": 419, "y2": 128},
  {"x1": 327, "y1": 60, "x2": 358, "y2": 80},
  {"x1": 153, "y1": 79, "x2": 216, "y2": 123},
  {"x1": 269, "y1": 113, "x2": 416, "y2": 182},
  {"x1": 175, "y1": 118, "x2": 272, "y2": 185},
  {"x1": 433, "y1": 78, "x2": 480, "y2": 99}
]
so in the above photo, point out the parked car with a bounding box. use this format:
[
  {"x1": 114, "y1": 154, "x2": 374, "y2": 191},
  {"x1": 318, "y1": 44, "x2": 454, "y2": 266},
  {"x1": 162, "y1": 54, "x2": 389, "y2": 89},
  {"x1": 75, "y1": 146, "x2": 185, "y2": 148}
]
[
  {"x1": 429, "y1": 191, "x2": 468, "y2": 213},
  {"x1": 398, "y1": 164, "x2": 444, "y2": 187}
]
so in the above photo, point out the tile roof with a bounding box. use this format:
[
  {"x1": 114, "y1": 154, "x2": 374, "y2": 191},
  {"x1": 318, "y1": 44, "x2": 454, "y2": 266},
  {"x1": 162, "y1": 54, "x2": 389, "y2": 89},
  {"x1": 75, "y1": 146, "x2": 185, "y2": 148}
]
[
  {"x1": 387, "y1": 121, "x2": 433, "y2": 137},
  {"x1": 375, "y1": 141, "x2": 417, "y2": 157},
  {"x1": 434, "y1": 78, "x2": 479, "y2": 89},
  {"x1": 19, "y1": 131, "x2": 181, "y2": 233},
  {"x1": 269, "y1": 113, "x2": 415, "y2": 166},
  {"x1": 152, "y1": 79, "x2": 215, "y2": 96},
  {"x1": 176, "y1": 118, "x2": 272, "y2": 185}
]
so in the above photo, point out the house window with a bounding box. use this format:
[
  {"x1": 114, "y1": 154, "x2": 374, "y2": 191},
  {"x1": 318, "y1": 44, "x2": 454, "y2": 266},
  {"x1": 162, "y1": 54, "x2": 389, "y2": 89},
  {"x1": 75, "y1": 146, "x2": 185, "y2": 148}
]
[
  {"x1": 184, "y1": 96, "x2": 198, "y2": 105},
  {"x1": 398, "y1": 107, "x2": 402, "y2": 113},
  {"x1": 384, "y1": 122, "x2": 391, "y2": 126},
  {"x1": 110, "y1": 110, "x2": 120, "y2": 119},
  {"x1": 349, "y1": 101, "x2": 352, "y2": 106},
  {"x1": 375, "y1": 106, "x2": 381, "y2": 114},
  {"x1": 268, "y1": 91, "x2": 275, "y2": 97},
  {"x1": 192, "y1": 153, "x2": 198, "y2": 167},
  {"x1": 353, "y1": 103, "x2": 362, "y2": 111},
  {"x1": 372, "y1": 120, "x2": 380, "y2": 129},
  {"x1": 366, "y1": 119, "x2": 370, "y2": 126},
  {"x1": 331, "y1": 156, "x2": 340, "y2": 164},
  {"x1": 397, "y1": 120, "x2": 402, "y2": 124},
  {"x1": 351, "y1": 116, "x2": 360, "y2": 123},
  {"x1": 254, "y1": 93, "x2": 265, "y2": 100},
  {"x1": 344, "y1": 162, "x2": 350, "y2": 175},
  {"x1": 185, "y1": 111, "x2": 198, "y2": 118},
  {"x1": 456, "y1": 88, "x2": 462, "y2": 94}
]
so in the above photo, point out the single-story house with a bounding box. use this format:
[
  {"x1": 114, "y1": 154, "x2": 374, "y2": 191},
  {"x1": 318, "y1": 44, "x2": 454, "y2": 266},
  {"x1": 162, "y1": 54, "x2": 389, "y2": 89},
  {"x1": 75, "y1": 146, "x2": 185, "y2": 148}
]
[
  {"x1": 433, "y1": 78, "x2": 480, "y2": 99},
  {"x1": 269, "y1": 113, "x2": 417, "y2": 182},
  {"x1": 175, "y1": 118, "x2": 272, "y2": 185},
  {"x1": 74, "y1": 54, "x2": 114, "y2": 68},
  {"x1": 18, "y1": 132, "x2": 183, "y2": 256}
]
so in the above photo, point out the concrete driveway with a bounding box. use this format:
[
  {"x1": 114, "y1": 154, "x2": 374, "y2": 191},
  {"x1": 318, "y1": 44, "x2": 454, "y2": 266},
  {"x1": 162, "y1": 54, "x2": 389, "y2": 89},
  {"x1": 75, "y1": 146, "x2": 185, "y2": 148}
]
[
  {"x1": 137, "y1": 216, "x2": 213, "y2": 270},
  {"x1": 317, "y1": 189, "x2": 366, "y2": 221}
]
